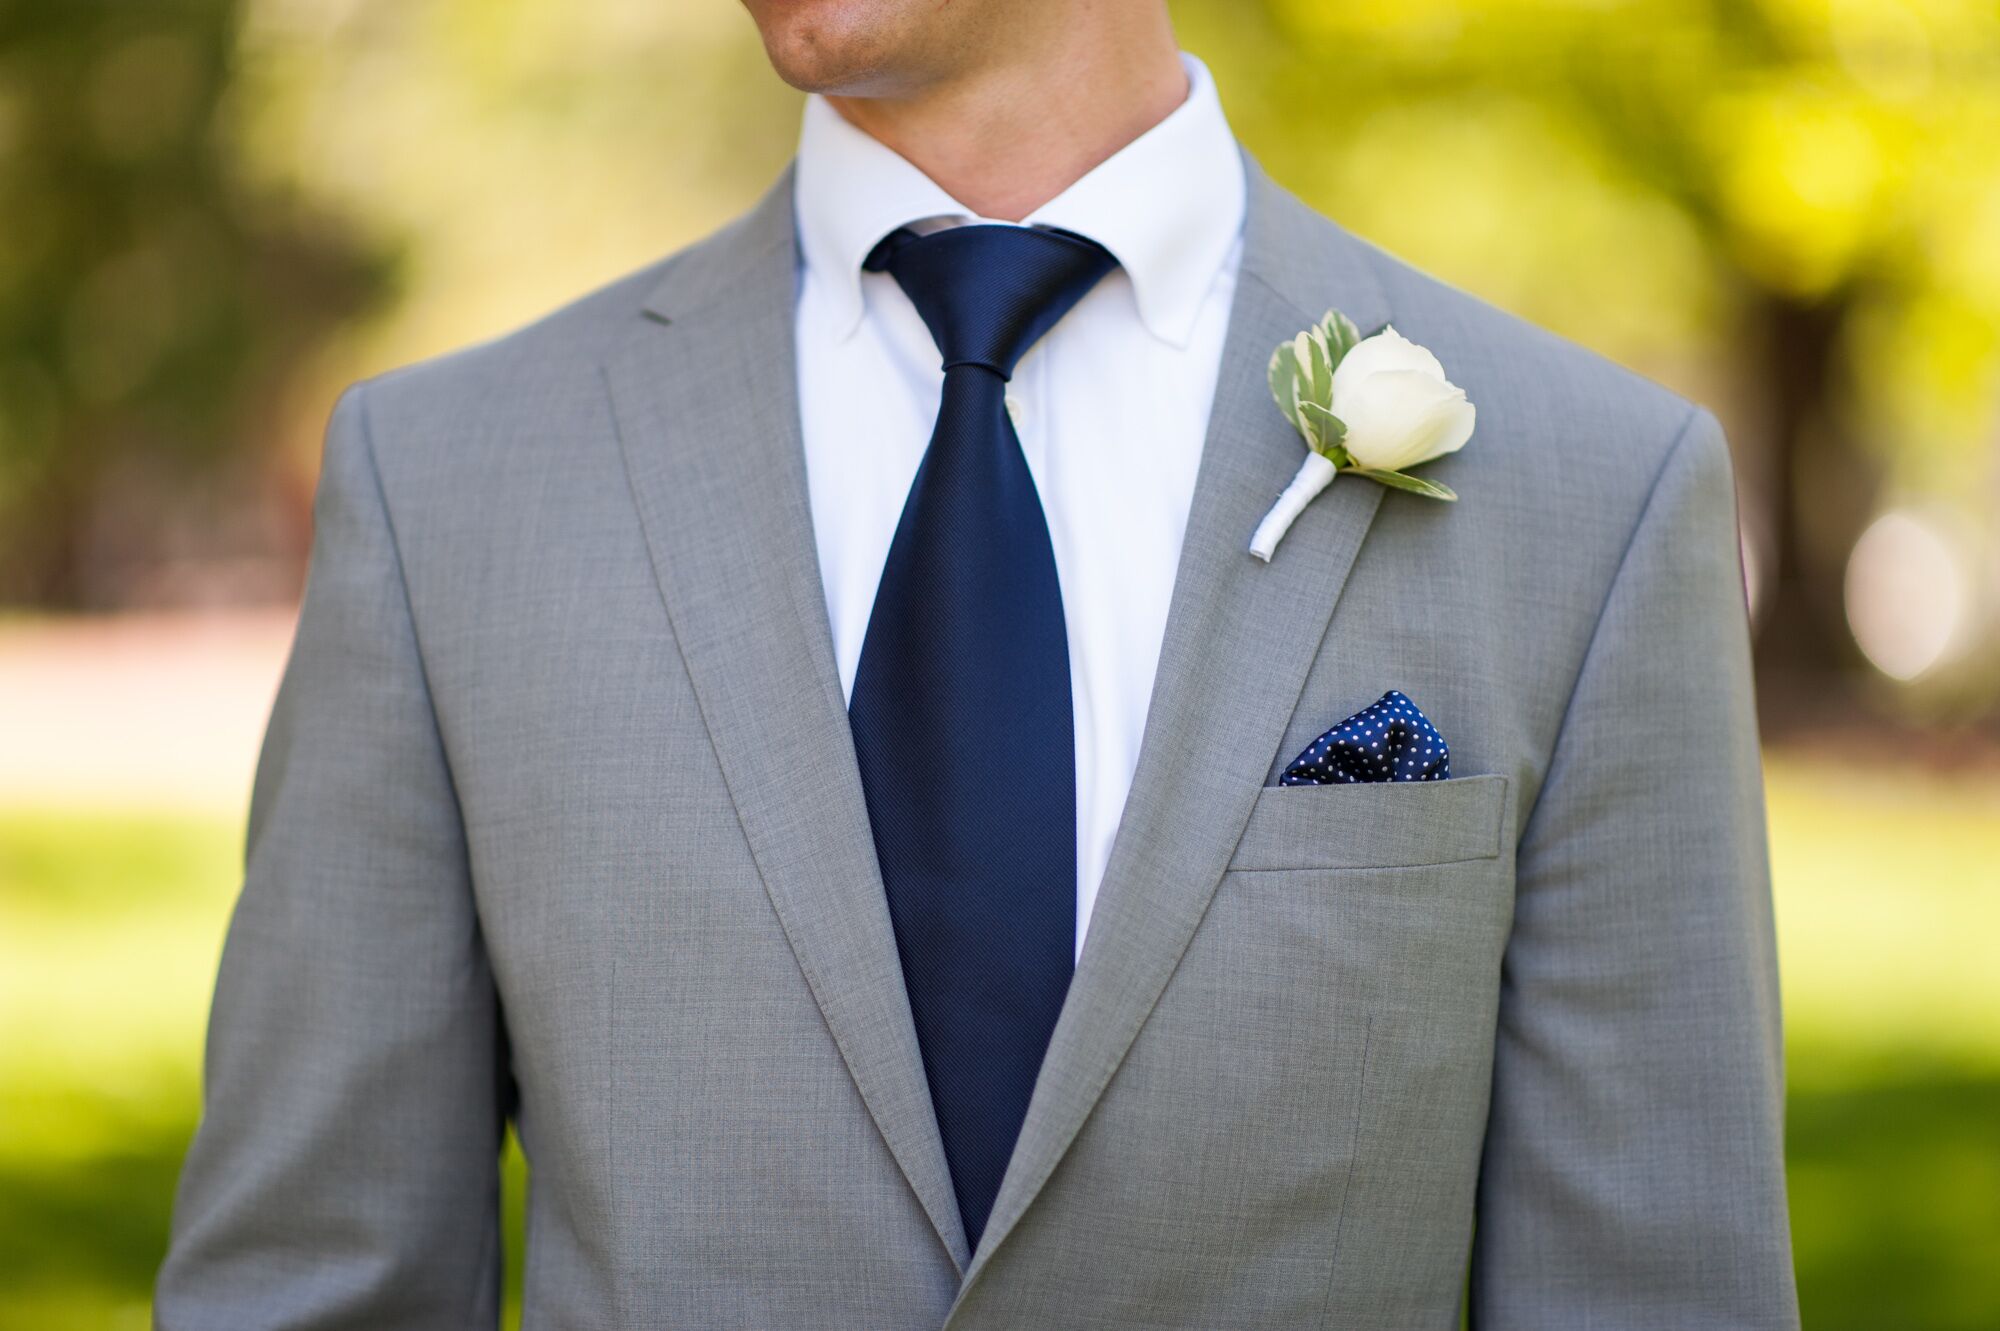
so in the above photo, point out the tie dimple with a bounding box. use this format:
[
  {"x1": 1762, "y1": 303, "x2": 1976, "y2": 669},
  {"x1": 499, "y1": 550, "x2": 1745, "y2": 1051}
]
[
  {"x1": 865, "y1": 225, "x2": 1116, "y2": 378},
  {"x1": 848, "y1": 223, "x2": 1115, "y2": 1250}
]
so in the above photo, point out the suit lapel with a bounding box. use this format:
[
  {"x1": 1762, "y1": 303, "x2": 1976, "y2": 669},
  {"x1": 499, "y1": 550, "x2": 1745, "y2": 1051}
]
[
  {"x1": 959, "y1": 161, "x2": 1395, "y2": 1288},
  {"x1": 602, "y1": 172, "x2": 971, "y2": 1272}
]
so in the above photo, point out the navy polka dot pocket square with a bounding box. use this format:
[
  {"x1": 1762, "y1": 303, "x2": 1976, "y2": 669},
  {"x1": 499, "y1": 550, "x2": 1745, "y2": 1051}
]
[{"x1": 1280, "y1": 690, "x2": 1450, "y2": 785}]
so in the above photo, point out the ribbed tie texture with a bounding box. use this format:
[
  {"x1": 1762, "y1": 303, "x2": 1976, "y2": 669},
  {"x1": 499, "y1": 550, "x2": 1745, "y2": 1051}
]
[{"x1": 848, "y1": 223, "x2": 1116, "y2": 1250}]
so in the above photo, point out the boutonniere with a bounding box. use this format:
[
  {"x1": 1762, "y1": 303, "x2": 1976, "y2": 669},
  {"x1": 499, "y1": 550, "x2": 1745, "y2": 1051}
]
[{"x1": 1248, "y1": 310, "x2": 1476, "y2": 561}]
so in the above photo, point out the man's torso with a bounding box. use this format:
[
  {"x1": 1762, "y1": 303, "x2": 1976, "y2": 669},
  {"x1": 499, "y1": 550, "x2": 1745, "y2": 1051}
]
[{"x1": 335, "y1": 158, "x2": 1697, "y2": 1328}]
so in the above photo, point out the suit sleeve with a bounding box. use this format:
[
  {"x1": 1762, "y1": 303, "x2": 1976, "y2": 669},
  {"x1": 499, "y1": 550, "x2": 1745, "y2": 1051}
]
[
  {"x1": 156, "y1": 383, "x2": 510, "y2": 1330},
  {"x1": 1469, "y1": 409, "x2": 1799, "y2": 1329}
]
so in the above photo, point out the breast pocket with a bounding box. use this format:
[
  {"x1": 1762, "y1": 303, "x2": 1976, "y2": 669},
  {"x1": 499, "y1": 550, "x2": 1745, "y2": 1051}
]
[
  {"x1": 1228, "y1": 773, "x2": 1509, "y2": 872},
  {"x1": 1198, "y1": 775, "x2": 1516, "y2": 1289}
]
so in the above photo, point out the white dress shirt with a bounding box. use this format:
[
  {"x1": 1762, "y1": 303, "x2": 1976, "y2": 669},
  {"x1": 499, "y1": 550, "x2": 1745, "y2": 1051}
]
[{"x1": 792, "y1": 54, "x2": 1247, "y2": 956}]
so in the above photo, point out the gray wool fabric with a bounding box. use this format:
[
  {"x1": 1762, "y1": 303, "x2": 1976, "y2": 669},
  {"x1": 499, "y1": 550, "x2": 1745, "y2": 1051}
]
[{"x1": 156, "y1": 157, "x2": 1799, "y2": 1330}]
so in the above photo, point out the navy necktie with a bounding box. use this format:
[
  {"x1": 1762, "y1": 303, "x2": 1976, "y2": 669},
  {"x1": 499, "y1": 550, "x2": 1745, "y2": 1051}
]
[{"x1": 848, "y1": 224, "x2": 1116, "y2": 1248}]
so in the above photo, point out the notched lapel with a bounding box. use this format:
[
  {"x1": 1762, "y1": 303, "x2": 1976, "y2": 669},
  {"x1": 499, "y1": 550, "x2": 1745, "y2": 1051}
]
[
  {"x1": 956, "y1": 161, "x2": 1395, "y2": 1295},
  {"x1": 601, "y1": 173, "x2": 970, "y2": 1272}
]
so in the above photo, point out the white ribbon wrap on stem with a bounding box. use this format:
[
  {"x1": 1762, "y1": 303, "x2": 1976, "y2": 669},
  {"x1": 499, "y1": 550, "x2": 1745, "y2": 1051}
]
[{"x1": 1248, "y1": 451, "x2": 1338, "y2": 562}]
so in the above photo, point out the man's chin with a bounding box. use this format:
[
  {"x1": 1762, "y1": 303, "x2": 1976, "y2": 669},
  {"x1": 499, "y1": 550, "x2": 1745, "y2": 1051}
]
[
  {"x1": 743, "y1": 0, "x2": 906, "y2": 95},
  {"x1": 762, "y1": 48, "x2": 889, "y2": 97},
  {"x1": 744, "y1": 4, "x2": 876, "y2": 87}
]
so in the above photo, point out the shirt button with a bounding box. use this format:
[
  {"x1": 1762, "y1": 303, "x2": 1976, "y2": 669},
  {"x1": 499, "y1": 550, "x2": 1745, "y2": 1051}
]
[{"x1": 1005, "y1": 396, "x2": 1026, "y2": 428}]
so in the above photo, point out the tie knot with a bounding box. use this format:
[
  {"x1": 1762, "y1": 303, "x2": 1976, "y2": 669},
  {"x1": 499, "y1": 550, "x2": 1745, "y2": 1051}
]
[{"x1": 865, "y1": 225, "x2": 1117, "y2": 380}]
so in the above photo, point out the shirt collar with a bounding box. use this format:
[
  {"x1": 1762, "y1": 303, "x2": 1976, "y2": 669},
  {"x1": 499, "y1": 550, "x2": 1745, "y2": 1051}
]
[{"x1": 793, "y1": 53, "x2": 1246, "y2": 349}]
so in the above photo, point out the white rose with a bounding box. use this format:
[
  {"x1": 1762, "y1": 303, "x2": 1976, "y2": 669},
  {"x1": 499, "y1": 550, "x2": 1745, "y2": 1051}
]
[{"x1": 1328, "y1": 326, "x2": 1475, "y2": 473}]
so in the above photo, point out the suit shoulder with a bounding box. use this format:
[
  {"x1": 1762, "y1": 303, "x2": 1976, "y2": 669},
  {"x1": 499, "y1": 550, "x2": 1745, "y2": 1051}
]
[
  {"x1": 347, "y1": 253, "x2": 669, "y2": 445},
  {"x1": 1341, "y1": 231, "x2": 1705, "y2": 488},
  {"x1": 1258, "y1": 180, "x2": 1731, "y2": 598},
  {"x1": 1246, "y1": 166, "x2": 1702, "y2": 486},
  {"x1": 343, "y1": 182, "x2": 786, "y2": 457}
]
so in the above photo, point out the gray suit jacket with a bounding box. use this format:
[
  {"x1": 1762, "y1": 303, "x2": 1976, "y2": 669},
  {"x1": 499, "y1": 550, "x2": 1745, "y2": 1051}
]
[{"x1": 158, "y1": 159, "x2": 1798, "y2": 1329}]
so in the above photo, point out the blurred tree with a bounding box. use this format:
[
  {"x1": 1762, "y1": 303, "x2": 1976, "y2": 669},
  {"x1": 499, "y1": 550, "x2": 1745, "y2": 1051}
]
[
  {"x1": 4, "y1": 0, "x2": 1997, "y2": 719},
  {"x1": 221, "y1": 0, "x2": 799, "y2": 376},
  {"x1": 0, "y1": 0, "x2": 388, "y2": 607},
  {"x1": 1180, "y1": 0, "x2": 2000, "y2": 708}
]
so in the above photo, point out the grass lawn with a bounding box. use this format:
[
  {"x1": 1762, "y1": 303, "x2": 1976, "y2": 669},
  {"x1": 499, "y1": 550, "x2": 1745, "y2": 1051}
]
[{"x1": 1, "y1": 755, "x2": 1995, "y2": 1328}]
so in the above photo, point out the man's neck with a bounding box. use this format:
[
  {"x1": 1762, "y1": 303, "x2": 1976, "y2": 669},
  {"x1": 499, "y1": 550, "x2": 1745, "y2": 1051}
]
[{"x1": 825, "y1": 23, "x2": 1187, "y2": 222}]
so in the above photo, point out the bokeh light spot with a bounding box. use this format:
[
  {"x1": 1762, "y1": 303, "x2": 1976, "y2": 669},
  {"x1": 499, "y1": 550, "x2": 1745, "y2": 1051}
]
[{"x1": 1844, "y1": 510, "x2": 1969, "y2": 680}]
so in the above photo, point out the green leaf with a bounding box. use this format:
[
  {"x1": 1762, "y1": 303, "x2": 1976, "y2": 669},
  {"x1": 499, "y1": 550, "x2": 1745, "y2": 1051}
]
[
  {"x1": 1303, "y1": 327, "x2": 1334, "y2": 408},
  {"x1": 1353, "y1": 467, "x2": 1458, "y2": 501},
  {"x1": 1319, "y1": 308, "x2": 1362, "y2": 367},
  {"x1": 1267, "y1": 342, "x2": 1305, "y2": 433},
  {"x1": 1299, "y1": 400, "x2": 1347, "y2": 449},
  {"x1": 1271, "y1": 319, "x2": 1360, "y2": 451}
]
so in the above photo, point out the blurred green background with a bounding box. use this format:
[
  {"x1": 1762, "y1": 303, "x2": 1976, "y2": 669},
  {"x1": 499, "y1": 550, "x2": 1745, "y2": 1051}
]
[{"x1": 2, "y1": 0, "x2": 1997, "y2": 1327}]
